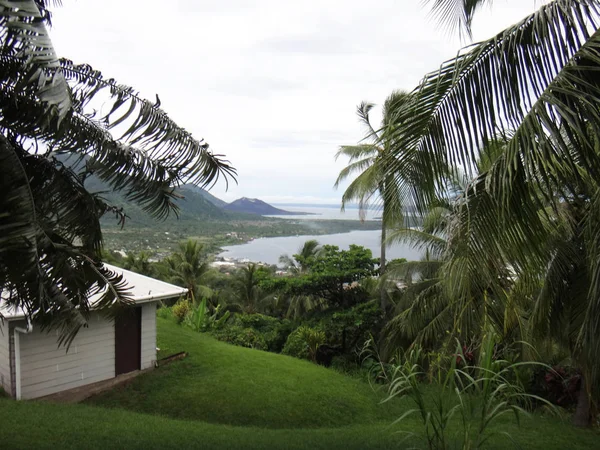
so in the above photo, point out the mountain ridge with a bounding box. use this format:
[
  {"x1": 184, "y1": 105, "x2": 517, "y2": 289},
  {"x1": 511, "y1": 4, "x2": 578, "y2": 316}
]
[{"x1": 223, "y1": 197, "x2": 312, "y2": 216}]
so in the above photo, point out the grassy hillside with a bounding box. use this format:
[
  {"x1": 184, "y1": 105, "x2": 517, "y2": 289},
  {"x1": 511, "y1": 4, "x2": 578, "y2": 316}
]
[
  {"x1": 0, "y1": 317, "x2": 598, "y2": 449},
  {"x1": 86, "y1": 318, "x2": 408, "y2": 428}
]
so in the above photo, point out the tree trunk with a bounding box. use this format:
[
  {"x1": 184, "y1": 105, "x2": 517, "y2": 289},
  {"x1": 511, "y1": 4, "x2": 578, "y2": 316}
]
[
  {"x1": 380, "y1": 216, "x2": 388, "y2": 311},
  {"x1": 573, "y1": 373, "x2": 591, "y2": 427}
]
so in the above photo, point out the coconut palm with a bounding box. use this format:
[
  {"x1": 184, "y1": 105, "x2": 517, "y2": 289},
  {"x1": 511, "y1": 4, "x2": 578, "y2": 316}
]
[
  {"x1": 0, "y1": 1, "x2": 235, "y2": 343},
  {"x1": 335, "y1": 91, "x2": 420, "y2": 310},
  {"x1": 278, "y1": 239, "x2": 323, "y2": 273},
  {"x1": 232, "y1": 264, "x2": 270, "y2": 314},
  {"x1": 384, "y1": 141, "x2": 530, "y2": 354},
  {"x1": 385, "y1": 189, "x2": 529, "y2": 354},
  {"x1": 380, "y1": 0, "x2": 600, "y2": 426},
  {"x1": 123, "y1": 252, "x2": 155, "y2": 277},
  {"x1": 165, "y1": 240, "x2": 214, "y2": 304}
]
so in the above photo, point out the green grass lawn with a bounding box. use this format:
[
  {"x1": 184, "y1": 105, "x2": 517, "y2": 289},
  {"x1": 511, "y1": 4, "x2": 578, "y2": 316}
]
[
  {"x1": 0, "y1": 317, "x2": 598, "y2": 449},
  {"x1": 86, "y1": 318, "x2": 410, "y2": 428}
]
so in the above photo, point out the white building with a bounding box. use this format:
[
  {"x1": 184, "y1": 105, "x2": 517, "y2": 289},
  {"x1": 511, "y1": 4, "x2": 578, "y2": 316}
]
[{"x1": 0, "y1": 264, "x2": 186, "y2": 400}]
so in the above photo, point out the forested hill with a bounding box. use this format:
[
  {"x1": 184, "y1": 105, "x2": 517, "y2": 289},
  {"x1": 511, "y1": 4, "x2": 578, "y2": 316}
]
[
  {"x1": 55, "y1": 154, "x2": 252, "y2": 225},
  {"x1": 180, "y1": 183, "x2": 228, "y2": 208},
  {"x1": 224, "y1": 197, "x2": 310, "y2": 215}
]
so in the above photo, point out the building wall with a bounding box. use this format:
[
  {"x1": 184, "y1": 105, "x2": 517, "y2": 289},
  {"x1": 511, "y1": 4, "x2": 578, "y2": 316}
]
[
  {"x1": 19, "y1": 312, "x2": 116, "y2": 399},
  {"x1": 0, "y1": 321, "x2": 11, "y2": 394},
  {"x1": 13, "y1": 301, "x2": 158, "y2": 400},
  {"x1": 141, "y1": 302, "x2": 157, "y2": 369}
]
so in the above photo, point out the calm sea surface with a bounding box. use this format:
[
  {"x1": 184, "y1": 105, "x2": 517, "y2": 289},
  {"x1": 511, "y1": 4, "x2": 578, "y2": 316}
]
[
  {"x1": 218, "y1": 229, "x2": 421, "y2": 265},
  {"x1": 265, "y1": 205, "x2": 381, "y2": 220}
]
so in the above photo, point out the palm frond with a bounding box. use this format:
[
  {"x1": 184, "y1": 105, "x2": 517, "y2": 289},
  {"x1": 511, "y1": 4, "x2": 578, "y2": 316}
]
[
  {"x1": 60, "y1": 59, "x2": 237, "y2": 189},
  {"x1": 356, "y1": 101, "x2": 379, "y2": 140},
  {"x1": 339, "y1": 163, "x2": 380, "y2": 213},
  {"x1": 386, "y1": 228, "x2": 447, "y2": 259},
  {"x1": 333, "y1": 155, "x2": 376, "y2": 189},
  {"x1": 0, "y1": 136, "x2": 133, "y2": 344},
  {"x1": 425, "y1": 0, "x2": 494, "y2": 38},
  {"x1": 0, "y1": 0, "x2": 71, "y2": 118},
  {"x1": 389, "y1": 0, "x2": 600, "y2": 212},
  {"x1": 335, "y1": 144, "x2": 378, "y2": 162}
]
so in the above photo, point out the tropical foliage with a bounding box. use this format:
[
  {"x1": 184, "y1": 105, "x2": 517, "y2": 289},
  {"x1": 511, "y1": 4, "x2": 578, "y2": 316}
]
[
  {"x1": 163, "y1": 240, "x2": 213, "y2": 303},
  {"x1": 335, "y1": 91, "x2": 419, "y2": 309},
  {"x1": 0, "y1": 1, "x2": 234, "y2": 342},
  {"x1": 357, "y1": 0, "x2": 600, "y2": 428}
]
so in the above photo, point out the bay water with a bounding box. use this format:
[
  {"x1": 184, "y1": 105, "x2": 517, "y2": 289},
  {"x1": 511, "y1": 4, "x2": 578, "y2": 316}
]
[{"x1": 218, "y1": 229, "x2": 421, "y2": 265}]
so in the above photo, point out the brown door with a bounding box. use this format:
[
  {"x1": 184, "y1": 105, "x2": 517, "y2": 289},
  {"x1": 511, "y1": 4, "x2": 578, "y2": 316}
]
[{"x1": 115, "y1": 307, "x2": 142, "y2": 375}]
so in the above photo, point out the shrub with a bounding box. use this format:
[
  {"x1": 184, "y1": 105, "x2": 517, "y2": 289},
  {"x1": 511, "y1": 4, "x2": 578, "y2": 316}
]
[
  {"x1": 184, "y1": 298, "x2": 208, "y2": 332},
  {"x1": 298, "y1": 326, "x2": 326, "y2": 362},
  {"x1": 384, "y1": 336, "x2": 556, "y2": 449},
  {"x1": 210, "y1": 325, "x2": 267, "y2": 350},
  {"x1": 156, "y1": 304, "x2": 174, "y2": 320},
  {"x1": 282, "y1": 327, "x2": 310, "y2": 360},
  {"x1": 322, "y1": 300, "x2": 384, "y2": 356},
  {"x1": 530, "y1": 365, "x2": 581, "y2": 408},
  {"x1": 230, "y1": 313, "x2": 293, "y2": 353},
  {"x1": 329, "y1": 355, "x2": 362, "y2": 375},
  {"x1": 183, "y1": 299, "x2": 231, "y2": 333},
  {"x1": 172, "y1": 299, "x2": 192, "y2": 324},
  {"x1": 233, "y1": 313, "x2": 280, "y2": 331},
  {"x1": 282, "y1": 326, "x2": 325, "y2": 362}
]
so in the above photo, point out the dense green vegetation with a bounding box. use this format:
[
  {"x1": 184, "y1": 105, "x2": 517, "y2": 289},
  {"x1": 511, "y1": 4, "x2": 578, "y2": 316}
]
[
  {"x1": 0, "y1": 0, "x2": 235, "y2": 341},
  {"x1": 3, "y1": 0, "x2": 600, "y2": 447},
  {"x1": 2, "y1": 318, "x2": 598, "y2": 449},
  {"x1": 134, "y1": 235, "x2": 598, "y2": 444}
]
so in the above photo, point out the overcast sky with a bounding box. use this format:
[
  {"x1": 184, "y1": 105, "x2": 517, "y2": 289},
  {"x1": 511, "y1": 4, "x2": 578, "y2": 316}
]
[{"x1": 51, "y1": 0, "x2": 542, "y2": 205}]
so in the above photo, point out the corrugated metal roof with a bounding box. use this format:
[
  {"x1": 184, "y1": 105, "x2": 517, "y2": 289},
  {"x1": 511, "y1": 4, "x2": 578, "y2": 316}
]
[{"x1": 1, "y1": 263, "x2": 187, "y2": 319}]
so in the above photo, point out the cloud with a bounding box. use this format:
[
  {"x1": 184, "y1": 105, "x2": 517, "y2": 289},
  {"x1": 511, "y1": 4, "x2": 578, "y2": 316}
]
[
  {"x1": 49, "y1": 0, "x2": 542, "y2": 206},
  {"x1": 258, "y1": 35, "x2": 363, "y2": 55}
]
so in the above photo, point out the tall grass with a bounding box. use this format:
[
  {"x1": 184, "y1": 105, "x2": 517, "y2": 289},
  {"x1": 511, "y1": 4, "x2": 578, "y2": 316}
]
[{"x1": 382, "y1": 334, "x2": 555, "y2": 449}]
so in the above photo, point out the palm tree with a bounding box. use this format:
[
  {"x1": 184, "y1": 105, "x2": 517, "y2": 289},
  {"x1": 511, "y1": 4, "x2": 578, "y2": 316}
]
[
  {"x1": 278, "y1": 239, "x2": 323, "y2": 273},
  {"x1": 165, "y1": 240, "x2": 213, "y2": 304},
  {"x1": 232, "y1": 264, "x2": 270, "y2": 314},
  {"x1": 123, "y1": 252, "x2": 155, "y2": 277},
  {"x1": 381, "y1": 0, "x2": 600, "y2": 426},
  {"x1": 335, "y1": 91, "x2": 416, "y2": 310},
  {"x1": 384, "y1": 187, "x2": 528, "y2": 354},
  {"x1": 0, "y1": 1, "x2": 235, "y2": 343}
]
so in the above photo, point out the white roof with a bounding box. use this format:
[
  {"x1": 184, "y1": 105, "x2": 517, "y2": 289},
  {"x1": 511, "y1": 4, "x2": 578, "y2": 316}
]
[{"x1": 1, "y1": 263, "x2": 187, "y2": 320}]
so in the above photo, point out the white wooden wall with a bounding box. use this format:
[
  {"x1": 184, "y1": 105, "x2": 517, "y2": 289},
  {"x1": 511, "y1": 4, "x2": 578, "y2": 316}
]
[
  {"x1": 0, "y1": 321, "x2": 11, "y2": 394},
  {"x1": 14, "y1": 302, "x2": 158, "y2": 400},
  {"x1": 140, "y1": 302, "x2": 157, "y2": 370},
  {"x1": 19, "y1": 312, "x2": 116, "y2": 399}
]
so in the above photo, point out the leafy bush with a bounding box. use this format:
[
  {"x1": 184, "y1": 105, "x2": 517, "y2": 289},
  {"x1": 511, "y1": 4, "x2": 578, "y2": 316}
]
[
  {"x1": 282, "y1": 327, "x2": 310, "y2": 360},
  {"x1": 530, "y1": 366, "x2": 581, "y2": 408},
  {"x1": 172, "y1": 299, "x2": 192, "y2": 324},
  {"x1": 360, "y1": 336, "x2": 406, "y2": 385},
  {"x1": 184, "y1": 298, "x2": 231, "y2": 333},
  {"x1": 282, "y1": 326, "x2": 325, "y2": 362},
  {"x1": 210, "y1": 325, "x2": 267, "y2": 350},
  {"x1": 384, "y1": 336, "x2": 556, "y2": 449},
  {"x1": 184, "y1": 298, "x2": 208, "y2": 332},
  {"x1": 323, "y1": 300, "x2": 384, "y2": 355},
  {"x1": 231, "y1": 313, "x2": 293, "y2": 352},
  {"x1": 298, "y1": 326, "x2": 326, "y2": 362},
  {"x1": 156, "y1": 304, "x2": 174, "y2": 320},
  {"x1": 329, "y1": 355, "x2": 361, "y2": 375},
  {"x1": 233, "y1": 313, "x2": 280, "y2": 331}
]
